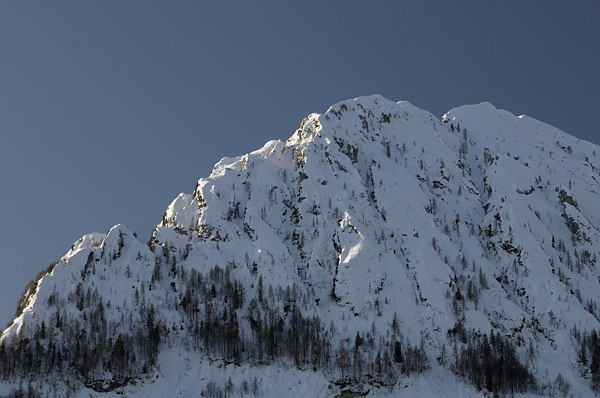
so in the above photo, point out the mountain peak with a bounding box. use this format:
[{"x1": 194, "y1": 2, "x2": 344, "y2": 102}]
[{"x1": 2, "y1": 95, "x2": 600, "y2": 397}]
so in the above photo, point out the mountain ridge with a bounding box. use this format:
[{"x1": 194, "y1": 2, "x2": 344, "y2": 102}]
[{"x1": 1, "y1": 95, "x2": 599, "y2": 397}]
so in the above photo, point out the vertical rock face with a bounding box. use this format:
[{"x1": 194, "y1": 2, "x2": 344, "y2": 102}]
[{"x1": 2, "y1": 95, "x2": 600, "y2": 397}]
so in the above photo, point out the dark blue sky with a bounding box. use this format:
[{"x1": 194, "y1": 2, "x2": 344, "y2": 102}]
[{"x1": 1, "y1": 1, "x2": 599, "y2": 327}]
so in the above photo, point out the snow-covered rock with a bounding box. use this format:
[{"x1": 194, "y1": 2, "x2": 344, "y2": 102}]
[{"x1": 2, "y1": 95, "x2": 599, "y2": 397}]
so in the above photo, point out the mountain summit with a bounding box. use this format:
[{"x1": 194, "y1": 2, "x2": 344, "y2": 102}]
[{"x1": 2, "y1": 95, "x2": 599, "y2": 397}]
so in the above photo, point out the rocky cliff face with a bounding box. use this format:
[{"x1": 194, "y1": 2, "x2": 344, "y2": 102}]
[{"x1": 2, "y1": 95, "x2": 600, "y2": 397}]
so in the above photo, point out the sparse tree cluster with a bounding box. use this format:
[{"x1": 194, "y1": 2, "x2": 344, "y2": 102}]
[
  {"x1": 453, "y1": 330, "x2": 536, "y2": 394},
  {"x1": 0, "y1": 255, "x2": 432, "y2": 394},
  {"x1": 573, "y1": 327, "x2": 600, "y2": 391}
]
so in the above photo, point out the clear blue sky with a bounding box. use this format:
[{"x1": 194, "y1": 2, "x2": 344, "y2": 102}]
[{"x1": 1, "y1": 1, "x2": 599, "y2": 327}]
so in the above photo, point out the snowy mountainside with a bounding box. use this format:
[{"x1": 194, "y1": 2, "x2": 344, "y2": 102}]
[{"x1": 1, "y1": 95, "x2": 600, "y2": 397}]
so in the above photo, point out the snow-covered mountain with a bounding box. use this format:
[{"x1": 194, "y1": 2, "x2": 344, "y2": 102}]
[{"x1": 2, "y1": 95, "x2": 600, "y2": 397}]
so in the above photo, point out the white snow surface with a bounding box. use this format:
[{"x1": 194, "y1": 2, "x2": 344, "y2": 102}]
[{"x1": 2, "y1": 94, "x2": 600, "y2": 397}]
